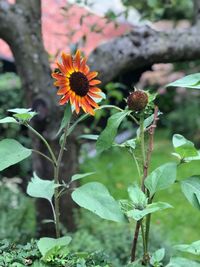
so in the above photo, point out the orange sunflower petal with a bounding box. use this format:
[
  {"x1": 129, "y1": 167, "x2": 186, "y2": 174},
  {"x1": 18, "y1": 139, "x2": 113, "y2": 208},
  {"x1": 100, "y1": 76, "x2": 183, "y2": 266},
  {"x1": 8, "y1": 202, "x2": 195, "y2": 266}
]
[
  {"x1": 56, "y1": 62, "x2": 67, "y2": 75},
  {"x1": 88, "y1": 91, "x2": 102, "y2": 99},
  {"x1": 57, "y1": 86, "x2": 70, "y2": 95},
  {"x1": 90, "y1": 87, "x2": 102, "y2": 93},
  {"x1": 59, "y1": 93, "x2": 70, "y2": 105},
  {"x1": 87, "y1": 71, "x2": 98, "y2": 81},
  {"x1": 79, "y1": 57, "x2": 87, "y2": 72},
  {"x1": 69, "y1": 91, "x2": 76, "y2": 105},
  {"x1": 74, "y1": 50, "x2": 81, "y2": 71},
  {"x1": 86, "y1": 96, "x2": 99, "y2": 109},
  {"x1": 81, "y1": 97, "x2": 95, "y2": 115},
  {"x1": 89, "y1": 79, "x2": 101, "y2": 86},
  {"x1": 74, "y1": 95, "x2": 80, "y2": 114},
  {"x1": 52, "y1": 72, "x2": 64, "y2": 79}
]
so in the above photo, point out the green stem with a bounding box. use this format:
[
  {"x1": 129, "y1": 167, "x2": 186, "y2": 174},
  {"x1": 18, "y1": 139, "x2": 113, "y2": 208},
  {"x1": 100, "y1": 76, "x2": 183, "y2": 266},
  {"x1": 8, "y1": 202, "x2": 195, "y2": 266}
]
[
  {"x1": 132, "y1": 152, "x2": 141, "y2": 181},
  {"x1": 141, "y1": 220, "x2": 147, "y2": 255},
  {"x1": 49, "y1": 200, "x2": 56, "y2": 224},
  {"x1": 26, "y1": 123, "x2": 57, "y2": 165},
  {"x1": 54, "y1": 122, "x2": 69, "y2": 238},
  {"x1": 140, "y1": 114, "x2": 146, "y2": 172},
  {"x1": 131, "y1": 113, "x2": 146, "y2": 262},
  {"x1": 32, "y1": 149, "x2": 54, "y2": 165}
]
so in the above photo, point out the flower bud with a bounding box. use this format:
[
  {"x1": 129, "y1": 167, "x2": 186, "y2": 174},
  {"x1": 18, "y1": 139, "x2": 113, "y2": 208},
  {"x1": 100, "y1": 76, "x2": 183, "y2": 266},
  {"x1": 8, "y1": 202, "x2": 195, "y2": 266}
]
[{"x1": 127, "y1": 90, "x2": 148, "y2": 111}]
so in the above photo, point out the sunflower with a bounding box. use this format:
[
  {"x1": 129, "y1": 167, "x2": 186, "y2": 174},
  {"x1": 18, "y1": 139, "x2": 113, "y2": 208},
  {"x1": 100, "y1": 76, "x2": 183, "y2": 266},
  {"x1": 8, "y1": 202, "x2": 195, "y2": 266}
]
[{"x1": 52, "y1": 50, "x2": 103, "y2": 115}]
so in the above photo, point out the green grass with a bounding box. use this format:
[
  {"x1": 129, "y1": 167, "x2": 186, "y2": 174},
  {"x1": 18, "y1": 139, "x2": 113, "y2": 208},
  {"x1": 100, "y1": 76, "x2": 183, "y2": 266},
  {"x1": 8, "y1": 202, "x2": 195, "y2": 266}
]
[{"x1": 80, "y1": 129, "x2": 200, "y2": 245}]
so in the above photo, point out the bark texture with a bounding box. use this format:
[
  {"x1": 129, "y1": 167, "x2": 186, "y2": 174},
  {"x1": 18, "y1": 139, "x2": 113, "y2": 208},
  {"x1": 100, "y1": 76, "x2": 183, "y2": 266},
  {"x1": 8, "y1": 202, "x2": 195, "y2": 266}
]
[
  {"x1": 89, "y1": 24, "x2": 200, "y2": 85},
  {"x1": 0, "y1": 0, "x2": 78, "y2": 235}
]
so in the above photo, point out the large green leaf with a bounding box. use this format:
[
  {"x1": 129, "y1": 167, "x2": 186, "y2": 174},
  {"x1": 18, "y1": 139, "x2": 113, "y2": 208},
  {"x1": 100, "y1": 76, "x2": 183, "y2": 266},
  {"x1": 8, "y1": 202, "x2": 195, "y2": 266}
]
[
  {"x1": 96, "y1": 110, "x2": 130, "y2": 153},
  {"x1": 167, "y1": 73, "x2": 200, "y2": 89},
  {"x1": 37, "y1": 236, "x2": 72, "y2": 258},
  {"x1": 166, "y1": 257, "x2": 200, "y2": 267},
  {"x1": 72, "y1": 182, "x2": 126, "y2": 222},
  {"x1": 172, "y1": 134, "x2": 198, "y2": 159},
  {"x1": 181, "y1": 176, "x2": 200, "y2": 210},
  {"x1": 144, "y1": 163, "x2": 177, "y2": 197},
  {"x1": 0, "y1": 139, "x2": 32, "y2": 171},
  {"x1": 174, "y1": 240, "x2": 200, "y2": 256},
  {"x1": 27, "y1": 173, "x2": 57, "y2": 202},
  {"x1": 127, "y1": 202, "x2": 172, "y2": 221}
]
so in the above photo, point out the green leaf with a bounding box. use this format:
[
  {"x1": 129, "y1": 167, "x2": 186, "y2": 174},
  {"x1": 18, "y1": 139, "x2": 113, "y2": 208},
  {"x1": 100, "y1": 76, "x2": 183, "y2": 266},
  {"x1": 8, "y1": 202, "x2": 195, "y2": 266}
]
[
  {"x1": 71, "y1": 172, "x2": 95, "y2": 182},
  {"x1": 27, "y1": 173, "x2": 58, "y2": 202},
  {"x1": 166, "y1": 257, "x2": 200, "y2": 267},
  {"x1": 144, "y1": 163, "x2": 177, "y2": 197},
  {"x1": 127, "y1": 202, "x2": 172, "y2": 221},
  {"x1": 0, "y1": 139, "x2": 32, "y2": 171},
  {"x1": 181, "y1": 176, "x2": 200, "y2": 210},
  {"x1": 8, "y1": 108, "x2": 33, "y2": 114},
  {"x1": 37, "y1": 236, "x2": 72, "y2": 257},
  {"x1": 173, "y1": 134, "x2": 198, "y2": 159},
  {"x1": 136, "y1": 111, "x2": 162, "y2": 137},
  {"x1": 57, "y1": 103, "x2": 72, "y2": 136},
  {"x1": 128, "y1": 186, "x2": 147, "y2": 208},
  {"x1": 78, "y1": 134, "x2": 99, "y2": 140},
  {"x1": 0, "y1": 116, "x2": 18, "y2": 124},
  {"x1": 8, "y1": 108, "x2": 37, "y2": 121},
  {"x1": 174, "y1": 240, "x2": 200, "y2": 256},
  {"x1": 72, "y1": 182, "x2": 126, "y2": 222},
  {"x1": 150, "y1": 248, "x2": 165, "y2": 265},
  {"x1": 167, "y1": 73, "x2": 200, "y2": 89},
  {"x1": 96, "y1": 110, "x2": 130, "y2": 153}
]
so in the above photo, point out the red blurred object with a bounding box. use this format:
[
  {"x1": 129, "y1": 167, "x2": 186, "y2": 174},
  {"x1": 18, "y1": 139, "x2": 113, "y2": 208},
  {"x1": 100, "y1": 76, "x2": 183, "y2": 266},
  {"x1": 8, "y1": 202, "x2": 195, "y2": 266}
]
[{"x1": 0, "y1": 0, "x2": 129, "y2": 62}]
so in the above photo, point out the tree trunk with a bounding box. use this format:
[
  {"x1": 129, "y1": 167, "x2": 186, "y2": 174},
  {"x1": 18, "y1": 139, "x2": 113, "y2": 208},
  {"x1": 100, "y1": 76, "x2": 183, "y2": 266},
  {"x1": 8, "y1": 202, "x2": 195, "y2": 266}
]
[{"x1": 0, "y1": 0, "x2": 78, "y2": 236}]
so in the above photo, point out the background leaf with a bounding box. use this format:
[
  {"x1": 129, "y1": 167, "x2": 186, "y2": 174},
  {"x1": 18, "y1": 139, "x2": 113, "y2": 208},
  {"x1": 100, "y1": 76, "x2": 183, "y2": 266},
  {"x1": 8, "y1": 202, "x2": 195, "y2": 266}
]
[
  {"x1": 144, "y1": 162, "x2": 177, "y2": 197},
  {"x1": 0, "y1": 139, "x2": 32, "y2": 171},
  {"x1": 37, "y1": 236, "x2": 72, "y2": 257},
  {"x1": 72, "y1": 182, "x2": 126, "y2": 223},
  {"x1": 166, "y1": 257, "x2": 200, "y2": 267},
  {"x1": 174, "y1": 240, "x2": 200, "y2": 256}
]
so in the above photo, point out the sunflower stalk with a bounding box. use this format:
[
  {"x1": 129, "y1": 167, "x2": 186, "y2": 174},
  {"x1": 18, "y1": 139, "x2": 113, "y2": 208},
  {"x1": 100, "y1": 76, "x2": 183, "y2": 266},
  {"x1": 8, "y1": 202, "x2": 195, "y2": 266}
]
[{"x1": 54, "y1": 121, "x2": 70, "y2": 238}]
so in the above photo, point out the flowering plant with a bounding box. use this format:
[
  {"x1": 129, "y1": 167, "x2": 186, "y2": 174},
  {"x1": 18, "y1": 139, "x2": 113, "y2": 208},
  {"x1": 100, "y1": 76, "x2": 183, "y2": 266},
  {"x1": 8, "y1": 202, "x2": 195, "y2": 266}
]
[{"x1": 0, "y1": 51, "x2": 200, "y2": 266}]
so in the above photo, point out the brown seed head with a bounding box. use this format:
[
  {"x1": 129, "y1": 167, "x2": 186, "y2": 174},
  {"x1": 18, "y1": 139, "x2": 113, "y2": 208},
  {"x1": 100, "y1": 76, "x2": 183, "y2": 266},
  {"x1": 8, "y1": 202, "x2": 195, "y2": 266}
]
[{"x1": 127, "y1": 90, "x2": 148, "y2": 111}]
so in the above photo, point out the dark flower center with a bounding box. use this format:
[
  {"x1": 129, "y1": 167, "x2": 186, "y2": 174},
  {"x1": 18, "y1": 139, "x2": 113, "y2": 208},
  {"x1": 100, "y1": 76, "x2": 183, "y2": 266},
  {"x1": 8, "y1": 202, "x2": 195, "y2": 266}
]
[{"x1": 69, "y1": 71, "x2": 89, "y2": 96}]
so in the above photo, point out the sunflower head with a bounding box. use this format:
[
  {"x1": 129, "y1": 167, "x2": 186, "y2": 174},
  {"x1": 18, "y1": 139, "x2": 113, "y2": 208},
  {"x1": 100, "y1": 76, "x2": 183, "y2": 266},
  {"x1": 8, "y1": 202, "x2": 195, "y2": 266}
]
[
  {"x1": 52, "y1": 50, "x2": 103, "y2": 115},
  {"x1": 127, "y1": 90, "x2": 148, "y2": 112}
]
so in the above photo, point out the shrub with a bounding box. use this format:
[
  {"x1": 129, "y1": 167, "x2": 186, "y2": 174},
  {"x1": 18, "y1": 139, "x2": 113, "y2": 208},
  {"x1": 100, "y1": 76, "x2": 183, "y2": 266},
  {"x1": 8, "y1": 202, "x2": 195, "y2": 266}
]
[{"x1": 0, "y1": 178, "x2": 36, "y2": 243}]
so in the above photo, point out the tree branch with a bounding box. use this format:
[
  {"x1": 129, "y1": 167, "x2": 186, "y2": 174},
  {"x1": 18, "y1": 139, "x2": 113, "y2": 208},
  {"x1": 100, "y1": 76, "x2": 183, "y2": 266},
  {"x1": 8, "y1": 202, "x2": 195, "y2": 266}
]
[{"x1": 89, "y1": 25, "x2": 200, "y2": 85}]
